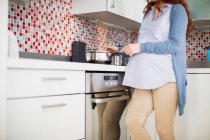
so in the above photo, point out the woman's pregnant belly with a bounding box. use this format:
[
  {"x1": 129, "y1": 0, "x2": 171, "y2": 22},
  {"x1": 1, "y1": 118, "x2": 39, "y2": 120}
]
[{"x1": 123, "y1": 52, "x2": 176, "y2": 89}]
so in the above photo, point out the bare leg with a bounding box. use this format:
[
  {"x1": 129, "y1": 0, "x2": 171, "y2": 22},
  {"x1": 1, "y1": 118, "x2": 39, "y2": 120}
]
[
  {"x1": 103, "y1": 100, "x2": 127, "y2": 140},
  {"x1": 152, "y1": 83, "x2": 178, "y2": 140},
  {"x1": 125, "y1": 88, "x2": 154, "y2": 140},
  {"x1": 95, "y1": 93, "x2": 108, "y2": 140}
]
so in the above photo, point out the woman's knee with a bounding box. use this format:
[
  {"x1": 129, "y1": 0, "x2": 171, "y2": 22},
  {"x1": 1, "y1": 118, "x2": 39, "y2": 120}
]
[
  {"x1": 125, "y1": 114, "x2": 146, "y2": 130},
  {"x1": 156, "y1": 123, "x2": 174, "y2": 139},
  {"x1": 103, "y1": 113, "x2": 119, "y2": 129}
]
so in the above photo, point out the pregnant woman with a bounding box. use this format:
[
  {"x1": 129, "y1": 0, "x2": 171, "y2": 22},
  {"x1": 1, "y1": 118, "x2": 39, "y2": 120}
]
[{"x1": 105, "y1": 0, "x2": 192, "y2": 139}]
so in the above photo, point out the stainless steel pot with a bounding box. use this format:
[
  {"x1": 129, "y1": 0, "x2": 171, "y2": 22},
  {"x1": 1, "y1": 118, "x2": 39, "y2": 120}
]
[
  {"x1": 86, "y1": 50, "x2": 129, "y2": 65},
  {"x1": 122, "y1": 54, "x2": 130, "y2": 66},
  {"x1": 86, "y1": 50, "x2": 113, "y2": 64},
  {"x1": 86, "y1": 51, "x2": 95, "y2": 63},
  {"x1": 111, "y1": 53, "x2": 130, "y2": 66},
  {"x1": 111, "y1": 53, "x2": 123, "y2": 66}
]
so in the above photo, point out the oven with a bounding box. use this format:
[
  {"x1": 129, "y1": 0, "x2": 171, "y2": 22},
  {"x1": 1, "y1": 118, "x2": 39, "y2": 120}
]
[{"x1": 85, "y1": 72, "x2": 131, "y2": 140}]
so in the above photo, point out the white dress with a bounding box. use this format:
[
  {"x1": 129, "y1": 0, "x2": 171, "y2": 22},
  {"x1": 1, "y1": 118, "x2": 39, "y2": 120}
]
[{"x1": 122, "y1": 4, "x2": 176, "y2": 89}]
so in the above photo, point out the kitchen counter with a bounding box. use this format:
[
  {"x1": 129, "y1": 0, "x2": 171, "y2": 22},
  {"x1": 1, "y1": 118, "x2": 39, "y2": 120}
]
[
  {"x1": 187, "y1": 68, "x2": 210, "y2": 74},
  {"x1": 187, "y1": 61, "x2": 210, "y2": 68},
  {"x1": 187, "y1": 61, "x2": 210, "y2": 73},
  {"x1": 7, "y1": 58, "x2": 210, "y2": 73},
  {"x1": 7, "y1": 58, "x2": 126, "y2": 72}
]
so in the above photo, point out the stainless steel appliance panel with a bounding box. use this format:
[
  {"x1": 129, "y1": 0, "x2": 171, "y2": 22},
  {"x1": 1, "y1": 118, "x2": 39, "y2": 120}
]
[
  {"x1": 85, "y1": 72, "x2": 131, "y2": 140},
  {"x1": 85, "y1": 72, "x2": 128, "y2": 93},
  {"x1": 86, "y1": 93, "x2": 129, "y2": 140}
]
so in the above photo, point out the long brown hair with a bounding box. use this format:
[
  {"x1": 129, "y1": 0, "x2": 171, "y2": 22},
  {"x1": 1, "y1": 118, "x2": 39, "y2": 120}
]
[{"x1": 143, "y1": 0, "x2": 192, "y2": 37}]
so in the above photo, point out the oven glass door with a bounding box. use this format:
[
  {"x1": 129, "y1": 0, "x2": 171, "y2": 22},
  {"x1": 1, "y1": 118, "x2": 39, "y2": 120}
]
[{"x1": 86, "y1": 91, "x2": 130, "y2": 140}]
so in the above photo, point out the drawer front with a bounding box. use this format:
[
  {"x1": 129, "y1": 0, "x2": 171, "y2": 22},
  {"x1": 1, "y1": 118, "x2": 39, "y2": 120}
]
[
  {"x1": 7, "y1": 69, "x2": 85, "y2": 98},
  {"x1": 7, "y1": 94, "x2": 85, "y2": 140}
]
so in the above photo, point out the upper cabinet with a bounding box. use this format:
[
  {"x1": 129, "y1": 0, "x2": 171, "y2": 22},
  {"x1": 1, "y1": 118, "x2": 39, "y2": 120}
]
[
  {"x1": 187, "y1": 0, "x2": 210, "y2": 26},
  {"x1": 187, "y1": 0, "x2": 210, "y2": 19},
  {"x1": 134, "y1": 0, "x2": 147, "y2": 23},
  {"x1": 107, "y1": 0, "x2": 135, "y2": 21},
  {"x1": 72, "y1": 0, "x2": 147, "y2": 31}
]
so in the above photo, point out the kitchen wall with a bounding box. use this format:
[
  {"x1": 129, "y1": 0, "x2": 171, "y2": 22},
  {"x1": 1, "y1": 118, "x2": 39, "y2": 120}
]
[
  {"x1": 8, "y1": 0, "x2": 210, "y2": 61},
  {"x1": 8, "y1": 0, "x2": 135, "y2": 56}
]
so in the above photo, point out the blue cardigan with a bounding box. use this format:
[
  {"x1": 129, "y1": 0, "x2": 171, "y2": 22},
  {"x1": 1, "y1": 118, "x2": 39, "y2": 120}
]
[{"x1": 140, "y1": 4, "x2": 188, "y2": 115}]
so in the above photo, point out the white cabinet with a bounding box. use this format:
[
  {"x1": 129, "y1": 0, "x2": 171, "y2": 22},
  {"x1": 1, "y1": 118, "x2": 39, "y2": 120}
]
[
  {"x1": 0, "y1": 1, "x2": 8, "y2": 139},
  {"x1": 107, "y1": 0, "x2": 146, "y2": 22},
  {"x1": 6, "y1": 68, "x2": 86, "y2": 140},
  {"x1": 72, "y1": 0, "x2": 146, "y2": 31},
  {"x1": 107, "y1": 0, "x2": 135, "y2": 21},
  {"x1": 6, "y1": 94, "x2": 85, "y2": 140},
  {"x1": 134, "y1": 0, "x2": 147, "y2": 23},
  {"x1": 174, "y1": 74, "x2": 210, "y2": 140},
  {"x1": 187, "y1": 0, "x2": 210, "y2": 19},
  {"x1": 72, "y1": 0, "x2": 107, "y2": 14},
  {"x1": 72, "y1": 0, "x2": 137, "y2": 20},
  {"x1": 7, "y1": 69, "x2": 85, "y2": 98}
]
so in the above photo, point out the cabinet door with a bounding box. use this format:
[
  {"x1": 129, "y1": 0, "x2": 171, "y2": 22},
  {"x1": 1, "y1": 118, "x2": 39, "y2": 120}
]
[
  {"x1": 7, "y1": 69, "x2": 85, "y2": 98},
  {"x1": 175, "y1": 74, "x2": 210, "y2": 140},
  {"x1": 107, "y1": 0, "x2": 135, "y2": 20},
  {"x1": 72, "y1": 0, "x2": 107, "y2": 14},
  {"x1": 187, "y1": 0, "x2": 210, "y2": 19},
  {"x1": 134, "y1": 0, "x2": 147, "y2": 23},
  {"x1": 7, "y1": 94, "x2": 85, "y2": 140}
]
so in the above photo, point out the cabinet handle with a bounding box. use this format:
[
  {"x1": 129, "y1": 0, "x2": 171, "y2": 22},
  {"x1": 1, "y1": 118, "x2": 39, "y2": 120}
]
[
  {"x1": 41, "y1": 103, "x2": 66, "y2": 109},
  {"x1": 111, "y1": 0, "x2": 115, "y2": 8},
  {"x1": 92, "y1": 95, "x2": 130, "y2": 103},
  {"x1": 41, "y1": 77, "x2": 67, "y2": 81}
]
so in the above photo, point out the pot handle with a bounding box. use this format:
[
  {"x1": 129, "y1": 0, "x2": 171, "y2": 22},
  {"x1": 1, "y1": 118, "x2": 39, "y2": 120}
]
[{"x1": 111, "y1": 52, "x2": 124, "y2": 57}]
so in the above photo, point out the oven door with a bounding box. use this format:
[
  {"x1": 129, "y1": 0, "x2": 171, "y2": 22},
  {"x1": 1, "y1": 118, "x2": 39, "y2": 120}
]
[{"x1": 86, "y1": 90, "x2": 131, "y2": 140}]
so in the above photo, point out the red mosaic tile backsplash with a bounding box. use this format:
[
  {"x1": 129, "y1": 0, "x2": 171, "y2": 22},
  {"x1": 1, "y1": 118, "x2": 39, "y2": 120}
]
[
  {"x1": 8, "y1": 0, "x2": 210, "y2": 61},
  {"x1": 187, "y1": 28, "x2": 210, "y2": 61},
  {"x1": 8, "y1": 0, "x2": 131, "y2": 56}
]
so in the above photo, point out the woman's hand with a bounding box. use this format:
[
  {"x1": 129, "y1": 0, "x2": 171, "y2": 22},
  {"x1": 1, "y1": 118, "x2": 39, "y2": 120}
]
[
  {"x1": 120, "y1": 44, "x2": 140, "y2": 56},
  {"x1": 103, "y1": 45, "x2": 118, "y2": 53}
]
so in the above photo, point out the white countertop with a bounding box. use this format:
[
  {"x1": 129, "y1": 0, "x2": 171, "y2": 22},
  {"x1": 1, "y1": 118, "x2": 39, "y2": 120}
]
[
  {"x1": 7, "y1": 58, "x2": 210, "y2": 73},
  {"x1": 7, "y1": 58, "x2": 126, "y2": 72},
  {"x1": 187, "y1": 68, "x2": 210, "y2": 74}
]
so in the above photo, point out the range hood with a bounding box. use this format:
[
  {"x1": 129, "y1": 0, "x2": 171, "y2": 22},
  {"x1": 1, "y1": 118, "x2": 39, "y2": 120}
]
[
  {"x1": 193, "y1": 19, "x2": 210, "y2": 28},
  {"x1": 74, "y1": 11, "x2": 141, "y2": 31},
  {"x1": 71, "y1": 0, "x2": 145, "y2": 31}
]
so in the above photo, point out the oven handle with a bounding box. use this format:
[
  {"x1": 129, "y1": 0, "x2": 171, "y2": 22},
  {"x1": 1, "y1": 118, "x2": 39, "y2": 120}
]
[{"x1": 92, "y1": 95, "x2": 130, "y2": 103}]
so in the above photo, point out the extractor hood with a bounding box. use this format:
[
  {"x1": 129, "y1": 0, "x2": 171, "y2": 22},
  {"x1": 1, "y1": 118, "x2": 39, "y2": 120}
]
[
  {"x1": 74, "y1": 11, "x2": 141, "y2": 31},
  {"x1": 193, "y1": 19, "x2": 210, "y2": 28}
]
